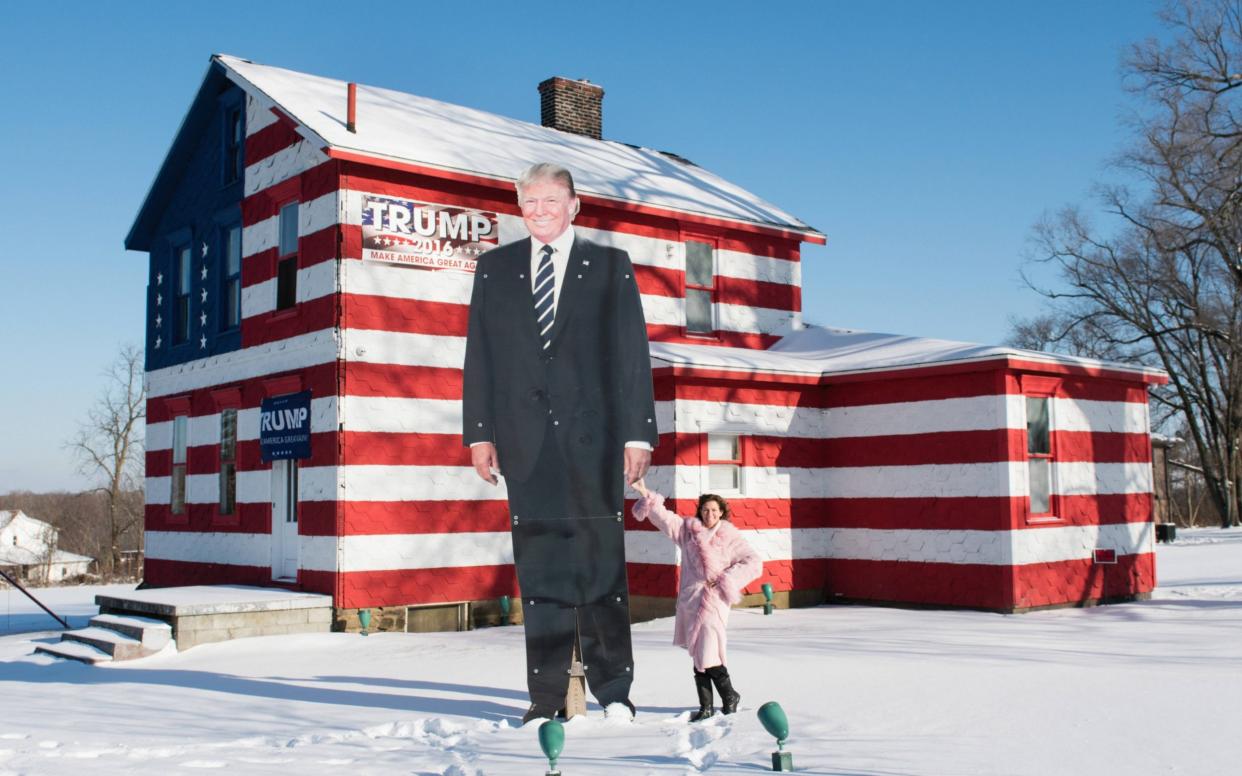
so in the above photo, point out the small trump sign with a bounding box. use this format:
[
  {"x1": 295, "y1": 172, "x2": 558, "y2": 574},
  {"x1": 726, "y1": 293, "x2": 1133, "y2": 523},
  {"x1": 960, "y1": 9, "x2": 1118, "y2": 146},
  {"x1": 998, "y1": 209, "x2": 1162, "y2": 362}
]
[{"x1": 260, "y1": 391, "x2": 312, "y2": 462}]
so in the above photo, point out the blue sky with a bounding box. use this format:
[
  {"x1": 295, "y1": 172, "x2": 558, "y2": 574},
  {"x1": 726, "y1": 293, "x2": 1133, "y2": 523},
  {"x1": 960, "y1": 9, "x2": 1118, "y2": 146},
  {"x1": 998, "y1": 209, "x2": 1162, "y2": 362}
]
[{"x1": 0, "y1": 0, "x2": 1164, "y2": 492}]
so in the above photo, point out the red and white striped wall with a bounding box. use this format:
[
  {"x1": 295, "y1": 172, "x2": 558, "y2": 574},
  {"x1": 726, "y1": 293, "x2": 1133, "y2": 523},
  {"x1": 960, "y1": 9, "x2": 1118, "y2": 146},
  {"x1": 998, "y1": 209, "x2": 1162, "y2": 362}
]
[
  {"x1": 622, "y1": 369, "x2": 1156, "y2": 610},
  {"x1": 142, "y1": 90, "x2": 1156, "y2": 613},
  {"x1": 145, "y1": 91, "x2": 806, "y2": 605}
]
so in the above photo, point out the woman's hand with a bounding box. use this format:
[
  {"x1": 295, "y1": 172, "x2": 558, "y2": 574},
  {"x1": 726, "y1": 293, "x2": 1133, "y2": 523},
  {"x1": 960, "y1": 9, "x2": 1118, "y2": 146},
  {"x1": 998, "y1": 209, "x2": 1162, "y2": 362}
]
[{"x1": 630, "y1": 484, "x2": 662, "y2": 521}]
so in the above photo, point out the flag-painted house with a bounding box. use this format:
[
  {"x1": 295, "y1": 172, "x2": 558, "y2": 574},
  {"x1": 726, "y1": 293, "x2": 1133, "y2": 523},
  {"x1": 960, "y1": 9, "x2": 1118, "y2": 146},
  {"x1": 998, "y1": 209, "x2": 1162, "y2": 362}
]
[{"x1": 125, "y1": 55, "x2": 1167, "y2": 628}]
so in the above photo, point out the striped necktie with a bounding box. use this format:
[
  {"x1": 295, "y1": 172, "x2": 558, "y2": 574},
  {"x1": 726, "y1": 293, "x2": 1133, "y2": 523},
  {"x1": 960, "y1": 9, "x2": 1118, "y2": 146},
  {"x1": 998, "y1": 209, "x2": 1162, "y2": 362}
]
[{"x1": 533, "y1": 244, "x2": 556, "y2": 350}]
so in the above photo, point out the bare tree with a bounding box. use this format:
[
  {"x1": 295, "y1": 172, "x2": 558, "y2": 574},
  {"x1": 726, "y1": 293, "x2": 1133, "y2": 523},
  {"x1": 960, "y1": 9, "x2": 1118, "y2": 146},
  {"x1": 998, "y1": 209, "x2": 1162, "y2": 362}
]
[
  {"x1": 68, "y1": 344, "x2": 146, "y2": 573},
  {"x1": 36, "y1": 520, "x2": 57, "y2": 583},
  {"x1": 1014, "y1": 0, "x2": 1242, "y2": 527}
]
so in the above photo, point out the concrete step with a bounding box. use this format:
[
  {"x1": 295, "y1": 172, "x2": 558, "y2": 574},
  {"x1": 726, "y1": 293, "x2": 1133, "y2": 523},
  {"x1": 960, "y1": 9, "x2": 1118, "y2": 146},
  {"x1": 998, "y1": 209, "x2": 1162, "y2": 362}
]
[
  {"x1": 61, "y1": 626, "x2": 146, "y2": 660},
  {"x1": 90, "y1": 613, "x2": 172, "y2": 651},
  {"x1": 34, "y1": 640, "x2": 113, "y2": 665},
  {"x1": 96, "y1": 585, "x2": 333, "y2": 650}
]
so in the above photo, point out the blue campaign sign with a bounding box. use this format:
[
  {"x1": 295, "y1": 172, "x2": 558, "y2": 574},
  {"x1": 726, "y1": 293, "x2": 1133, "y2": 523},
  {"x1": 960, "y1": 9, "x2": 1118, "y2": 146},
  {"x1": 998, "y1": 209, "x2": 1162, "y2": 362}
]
[{"x1": 260, "y1": 391, "x2": 312, "y2": 461}]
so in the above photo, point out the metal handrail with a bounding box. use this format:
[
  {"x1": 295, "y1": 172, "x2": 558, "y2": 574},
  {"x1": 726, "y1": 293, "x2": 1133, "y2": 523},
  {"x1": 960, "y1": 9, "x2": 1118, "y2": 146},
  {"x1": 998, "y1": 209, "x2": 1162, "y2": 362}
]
[{"x1": 0, "y1": 569, "x2": 70, "y2": 629}]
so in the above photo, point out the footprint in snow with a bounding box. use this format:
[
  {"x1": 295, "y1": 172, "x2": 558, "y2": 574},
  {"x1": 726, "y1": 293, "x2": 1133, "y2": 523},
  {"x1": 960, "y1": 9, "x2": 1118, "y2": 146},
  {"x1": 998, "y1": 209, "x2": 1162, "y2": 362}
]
[
  {"x1": 673, "y1": 718, "x2": 729, "y2": 771},
  {"x1": 235, "y1": 756, "x2": 296, "y2": 765},
  {"x1": 60, "y1": 747, "x2": 127, "y2": 759},
  {"x1": 365, "y1": 718, "x2": 467, "y2": 750}
]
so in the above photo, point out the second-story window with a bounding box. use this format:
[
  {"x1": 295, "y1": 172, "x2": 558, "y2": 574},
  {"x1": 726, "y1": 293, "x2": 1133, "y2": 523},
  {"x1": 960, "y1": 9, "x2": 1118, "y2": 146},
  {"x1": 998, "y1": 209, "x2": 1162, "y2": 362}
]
[
  {"x1": 171, "y1": 415, "x2": 188, "y2": 515},
  {"x1": 224, "y1": 106, "x2": 243, "y2": 185},
  {"x1": 222, "y1": 225, "x2": 242, "y2": 329},
  {"x1": 219, "y1": 408, "x2": 237, "y2": 515},
  {"x1": 276, "y1": 202, "x2": 298, "y2": 310},
  {"x1": 685, "y1": 240, "x2": 715, "y2": 335},
  {"x1": 174, "y1": 244, "x2": 192, "y2": 344}
]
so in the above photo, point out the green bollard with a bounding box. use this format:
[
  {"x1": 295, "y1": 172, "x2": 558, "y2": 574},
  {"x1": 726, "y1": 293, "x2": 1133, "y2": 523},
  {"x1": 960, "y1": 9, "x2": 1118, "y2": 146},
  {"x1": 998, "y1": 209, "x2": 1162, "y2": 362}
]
[
  {"x1": 358, "y1": 608, "x2": 371, "y2": 636},
  {"x1": 757, "y1": 701, "x2": 793, "y2": 771},
  {"x1": 761, "y1": 583, "x2": 775, "y2": 615},
  {"x1": 538, "y1": 719, "x2": 564, "y2": 776},
  {"x1": 499, "y1": 595, "x2": 511, "y2": 625}
]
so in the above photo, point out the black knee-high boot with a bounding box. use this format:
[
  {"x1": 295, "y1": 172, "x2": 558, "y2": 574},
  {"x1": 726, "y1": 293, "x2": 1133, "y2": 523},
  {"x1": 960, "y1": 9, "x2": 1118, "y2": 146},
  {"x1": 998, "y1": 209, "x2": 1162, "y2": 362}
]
[
  {"x1": 705, "y1": 666, "x2": 740, "y2": 714},
  {"x1": 689, "y1": 670, "x2": 715, "y2": 721}
]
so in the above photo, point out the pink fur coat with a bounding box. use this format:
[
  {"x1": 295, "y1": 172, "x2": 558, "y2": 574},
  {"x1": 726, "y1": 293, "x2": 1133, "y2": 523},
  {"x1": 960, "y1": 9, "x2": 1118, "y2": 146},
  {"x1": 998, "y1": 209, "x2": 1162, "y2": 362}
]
[{"x1": 632, "y1": 491, "x2": 762, "y2": 671}]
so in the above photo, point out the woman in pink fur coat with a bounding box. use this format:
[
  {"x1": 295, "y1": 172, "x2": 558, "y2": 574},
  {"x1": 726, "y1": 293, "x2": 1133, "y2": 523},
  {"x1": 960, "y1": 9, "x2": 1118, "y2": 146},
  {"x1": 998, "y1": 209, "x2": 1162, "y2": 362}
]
[{"x1": 632, "y1": 483, "x2": 763, "y2": 721}]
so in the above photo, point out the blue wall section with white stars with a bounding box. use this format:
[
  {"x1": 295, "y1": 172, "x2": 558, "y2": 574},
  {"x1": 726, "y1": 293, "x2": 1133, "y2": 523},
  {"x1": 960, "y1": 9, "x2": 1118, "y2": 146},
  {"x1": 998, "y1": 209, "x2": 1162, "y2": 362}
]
[{"x1": 146, "y1": 82, "x2": 246, "y2": 371}]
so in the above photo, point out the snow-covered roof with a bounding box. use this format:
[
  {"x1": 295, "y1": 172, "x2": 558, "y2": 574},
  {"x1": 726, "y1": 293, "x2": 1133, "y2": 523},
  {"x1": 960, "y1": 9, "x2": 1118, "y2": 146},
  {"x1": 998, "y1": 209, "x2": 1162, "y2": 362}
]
[
  {"x1": 0, "y1": 548, "x2": 92, "y2": 567},
  {"x1": 0, "y1": 510, "x2": 47, "y2": 533},
  {"x1": 650, "y1": 325, "x2": 1168, "y2": 382},
  {"x1": 0, "y1": 511, "x2": 92, "y2": 567},
  {"x1": 213, "y1": 54, "x2": 822, "y2": 239}
]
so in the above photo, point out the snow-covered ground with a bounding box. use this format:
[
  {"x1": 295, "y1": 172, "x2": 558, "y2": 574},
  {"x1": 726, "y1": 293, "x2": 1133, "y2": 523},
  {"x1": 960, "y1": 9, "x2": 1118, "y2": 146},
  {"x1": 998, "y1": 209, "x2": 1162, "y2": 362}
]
[{"x1": 2, "y1": 530, "x2": 1240, "y2": 775}]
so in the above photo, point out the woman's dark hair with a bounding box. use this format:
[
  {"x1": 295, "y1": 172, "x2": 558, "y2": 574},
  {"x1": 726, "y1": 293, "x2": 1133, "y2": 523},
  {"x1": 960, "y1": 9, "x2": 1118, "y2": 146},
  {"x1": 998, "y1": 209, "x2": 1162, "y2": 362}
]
[{"x1": 696, "y1": 493, "x2": 731, "y2": 522}]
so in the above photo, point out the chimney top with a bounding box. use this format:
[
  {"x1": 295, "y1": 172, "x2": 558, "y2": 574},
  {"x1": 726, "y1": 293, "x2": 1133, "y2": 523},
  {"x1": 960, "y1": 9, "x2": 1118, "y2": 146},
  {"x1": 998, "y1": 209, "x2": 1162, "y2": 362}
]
[{"x1": 538, "y1": 77, "x2": 604, "y2": 140}]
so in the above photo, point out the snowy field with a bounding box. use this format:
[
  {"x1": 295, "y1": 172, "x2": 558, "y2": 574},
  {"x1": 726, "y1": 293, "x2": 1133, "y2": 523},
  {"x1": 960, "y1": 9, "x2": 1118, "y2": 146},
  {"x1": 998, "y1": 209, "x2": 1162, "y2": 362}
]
[{"x1": 2, "y1": 530, "x2": 1240, "y2": 775}]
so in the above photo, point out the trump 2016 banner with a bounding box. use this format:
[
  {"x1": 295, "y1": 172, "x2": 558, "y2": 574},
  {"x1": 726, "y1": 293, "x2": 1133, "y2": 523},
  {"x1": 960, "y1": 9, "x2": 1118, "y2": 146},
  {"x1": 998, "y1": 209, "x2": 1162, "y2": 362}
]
[
  {"x1": 361, "y1": 195, "x2": 498, "y2": 273},
  {"x1": 260, "y1": 391, "x2": 312, "y2": 462}
]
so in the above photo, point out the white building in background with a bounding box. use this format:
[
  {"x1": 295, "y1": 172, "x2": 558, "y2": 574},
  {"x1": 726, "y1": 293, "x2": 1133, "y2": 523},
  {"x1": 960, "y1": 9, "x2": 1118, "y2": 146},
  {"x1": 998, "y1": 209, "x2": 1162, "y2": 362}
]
[{"x1": 0, "y1": 510, "x2": 93, "y2": 584}]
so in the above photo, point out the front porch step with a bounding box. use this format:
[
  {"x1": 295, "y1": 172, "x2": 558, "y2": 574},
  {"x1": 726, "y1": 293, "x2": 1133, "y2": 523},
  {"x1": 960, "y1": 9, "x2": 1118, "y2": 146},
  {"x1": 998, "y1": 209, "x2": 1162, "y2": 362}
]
[
  {"x1": 34, "y1": 612, "x2": 174, "y2": 665},
  {"x1": 34, "y1": 640, "x2": 113, "y2": 665},
  {"x1": 95, "y1": 585, "x2": 332, "y2": 650},
  {"x1": 90, "y1": 613, "x2": 172, "y2": 651},
  {"x1": 61, "y1": 626, "x2": 146, "y2": 660}
]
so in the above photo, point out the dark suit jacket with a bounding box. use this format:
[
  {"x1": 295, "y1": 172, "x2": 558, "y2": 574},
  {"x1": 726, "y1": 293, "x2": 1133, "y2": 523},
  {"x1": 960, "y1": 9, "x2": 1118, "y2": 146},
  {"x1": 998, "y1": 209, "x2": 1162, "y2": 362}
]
[{"x1": 462, "y1": 234, "x2": 658, "y2": 486}]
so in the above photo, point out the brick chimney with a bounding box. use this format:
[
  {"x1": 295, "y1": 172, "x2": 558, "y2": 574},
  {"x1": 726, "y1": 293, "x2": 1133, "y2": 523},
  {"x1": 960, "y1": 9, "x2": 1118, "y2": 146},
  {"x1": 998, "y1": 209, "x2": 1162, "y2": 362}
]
[{"x1": 538, "y1": 77, "x2": 604, "y2": 139}]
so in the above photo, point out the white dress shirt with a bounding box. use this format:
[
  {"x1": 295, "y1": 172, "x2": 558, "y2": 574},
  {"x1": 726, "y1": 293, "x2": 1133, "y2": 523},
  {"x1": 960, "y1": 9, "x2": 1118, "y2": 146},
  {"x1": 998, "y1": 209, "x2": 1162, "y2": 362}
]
[{"x1": 530, "y1": 226, "x2": 576, "y2": 304}]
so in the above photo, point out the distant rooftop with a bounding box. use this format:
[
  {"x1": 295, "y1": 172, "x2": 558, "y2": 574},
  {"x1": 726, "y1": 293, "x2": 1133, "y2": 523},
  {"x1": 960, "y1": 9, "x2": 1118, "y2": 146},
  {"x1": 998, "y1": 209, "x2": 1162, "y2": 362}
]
[{"x1": 651, "y1": 325, "x2": 1168, "y2": 382}]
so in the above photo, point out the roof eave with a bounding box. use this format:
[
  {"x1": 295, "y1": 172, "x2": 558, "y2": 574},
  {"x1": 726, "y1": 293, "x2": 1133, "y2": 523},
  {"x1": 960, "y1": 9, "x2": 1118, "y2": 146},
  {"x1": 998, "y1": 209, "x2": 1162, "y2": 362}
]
[
  {"x1": 651, "y1": 350, "x2": 1168, "y2": 386},
  {"x1": 325, "y1": 146, "x2": 826, "y2": 245},
  {"x1": 124, "y1": 59, "x2": 231, "y2": 253}
]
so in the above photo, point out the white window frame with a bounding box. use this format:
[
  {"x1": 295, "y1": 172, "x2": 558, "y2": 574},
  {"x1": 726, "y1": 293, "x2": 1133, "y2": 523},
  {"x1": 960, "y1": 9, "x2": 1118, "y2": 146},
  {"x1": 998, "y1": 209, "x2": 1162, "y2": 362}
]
[
  {"x1": 1025, "y1": 395, "x2": 1059, "y2": 523},
  {"x1": 696, "y1": 421, "x2": 749, "y2": 496},
  {"x1": 683, "y1": 238, "x2": 717, "y2": 336},
  {"x1": 170, "y1": 415, "x2": 189, "y2": 515}
]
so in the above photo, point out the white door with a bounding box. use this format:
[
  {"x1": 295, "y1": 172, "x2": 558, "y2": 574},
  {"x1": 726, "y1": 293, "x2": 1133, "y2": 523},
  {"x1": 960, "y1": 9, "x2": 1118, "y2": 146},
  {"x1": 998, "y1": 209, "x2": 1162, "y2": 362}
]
[{"x1": 271, "y1": 459, "x2": 299, "y2": 581}]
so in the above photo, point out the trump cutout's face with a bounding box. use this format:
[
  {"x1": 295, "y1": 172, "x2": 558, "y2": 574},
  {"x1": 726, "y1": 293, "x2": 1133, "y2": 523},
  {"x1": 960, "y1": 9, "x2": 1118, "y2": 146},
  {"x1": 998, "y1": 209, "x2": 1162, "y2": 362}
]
[{"x1": 520, "y1": 177, "x2": 578, "y2": 245}]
